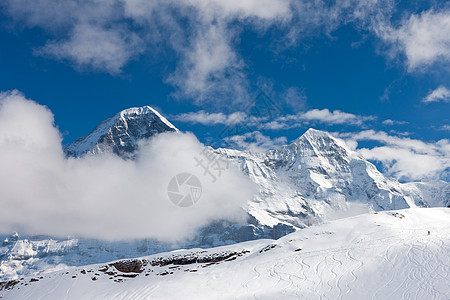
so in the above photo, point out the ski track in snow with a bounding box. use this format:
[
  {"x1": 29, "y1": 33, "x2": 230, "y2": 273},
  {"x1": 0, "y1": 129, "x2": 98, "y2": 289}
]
[{"x1": 242, "y1": 264, "x2": 261, "y2": 300}]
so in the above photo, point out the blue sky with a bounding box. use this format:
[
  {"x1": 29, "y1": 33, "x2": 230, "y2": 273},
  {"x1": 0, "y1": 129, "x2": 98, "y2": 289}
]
[{"x1": 0, "y1": 0, "x2": 449, "y2": 181}]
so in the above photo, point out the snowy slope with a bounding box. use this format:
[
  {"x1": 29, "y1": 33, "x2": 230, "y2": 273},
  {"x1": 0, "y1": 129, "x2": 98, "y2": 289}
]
[
  {"x1": 1, "y1": 208, "x2": 449, "y2": 299},
  {"x1": 65, "y1": 106, "x2": 178, "y2": 158}
]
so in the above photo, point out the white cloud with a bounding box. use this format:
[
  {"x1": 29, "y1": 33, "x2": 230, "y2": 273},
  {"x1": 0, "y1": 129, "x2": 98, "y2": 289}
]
[
  {"x1": 382, "y1": 119, "x2": 407, "y2": 126},
  {"x1": 167, "y1": 22, "x2": 248, "y2": 104},
  {"x1": 0, "y1": 91, "x2": 256, "y2": 242},
  {"x1": 174, "y1": 107, "x2": 375, "y2": 130},
  {"x1": 374, "y1": 8, "x2": 450, "y2": 70},
  {"x1": 423, "y1": 86, "x2": 450, "y2": 103},
  {"x1": 184, "y1": 0, "x2": 292, "y2": 21},
  {"x1": 173, "y1": 110, "x2": 246, "y2": 126},
  {"x1": 340, "y1": 130, "x2": 450, "y2": 181},
  {"x1": 286, "y1": 0, "x2": 394, "y2": 45},
  {"x1": 2, "y1": 0, "x2": 399, "y2": 104},
  {"x1": 38, "y1": 24, "x2": 144, "y2": 74},
  {"x1": 263, "y1": 109, "x2": 375, "y2": 130},
  {"x1": 299, "y1": 109, "x2": 374, "y2": 125},
  {"x1": 9, "y1": 0, "x2": 449, "y2": 105},
  {"x1": 2, "y1": 0, "x2": 292, "y2": 103}
]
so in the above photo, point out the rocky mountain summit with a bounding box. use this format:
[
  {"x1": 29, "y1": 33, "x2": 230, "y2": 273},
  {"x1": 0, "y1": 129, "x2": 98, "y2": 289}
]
[{"x1": 65, "y1": 106, "x2": 178, "y2": 158}]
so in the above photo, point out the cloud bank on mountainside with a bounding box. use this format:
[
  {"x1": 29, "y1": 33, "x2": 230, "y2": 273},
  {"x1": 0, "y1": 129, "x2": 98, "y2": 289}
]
[{"x1": 0, "y1": 90, "x2": 256, "y2": 241}]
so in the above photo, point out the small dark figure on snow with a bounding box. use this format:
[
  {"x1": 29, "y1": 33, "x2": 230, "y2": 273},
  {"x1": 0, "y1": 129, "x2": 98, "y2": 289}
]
[{"x1": 428, "y1": 231, "x2": 430, "y2": 235}]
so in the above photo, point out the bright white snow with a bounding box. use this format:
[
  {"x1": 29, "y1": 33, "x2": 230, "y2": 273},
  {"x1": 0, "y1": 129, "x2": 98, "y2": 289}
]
[{"x1": 1, "y1": 208, "x2": 449, "y2": 299}]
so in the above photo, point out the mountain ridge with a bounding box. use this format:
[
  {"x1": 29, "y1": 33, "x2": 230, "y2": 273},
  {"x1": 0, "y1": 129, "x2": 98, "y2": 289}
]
[{"x1": 1, "y1": 105, "x2": 449, "y2": 281}]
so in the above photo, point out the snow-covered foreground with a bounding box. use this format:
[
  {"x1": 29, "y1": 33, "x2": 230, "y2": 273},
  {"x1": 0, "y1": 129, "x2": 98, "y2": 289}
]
[{"x1": 1, "y1": 208, "x2": 449, "y2": 300}]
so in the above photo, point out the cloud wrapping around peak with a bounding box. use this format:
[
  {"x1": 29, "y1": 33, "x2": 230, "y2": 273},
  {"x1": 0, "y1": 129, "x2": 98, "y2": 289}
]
[
  {"x1": 0, "y1": 90, "x2": 256, "y2": 242},
  {"x1": 423, "y1": 86, "x2": 450, "y2": 103}
]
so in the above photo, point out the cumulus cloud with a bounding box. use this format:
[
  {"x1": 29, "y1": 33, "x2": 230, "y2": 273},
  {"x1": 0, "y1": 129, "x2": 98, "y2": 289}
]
[
  {"x1": 423, "y1": 86, "x2": 450, "y2": 103},
  {"x1": 339, "y1": 130, "x2": 450, "y2": 181},
  {"x1": 0, "y1": 91, "x2": 256, "y2": 242},
  {"x1": 374, "y1": 8, "x2": 450, "y2": 71}
]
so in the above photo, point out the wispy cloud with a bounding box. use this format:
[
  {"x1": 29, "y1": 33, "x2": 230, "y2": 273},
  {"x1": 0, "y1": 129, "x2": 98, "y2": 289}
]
[
  {"x1": 299, "y1": 109, "x2": 375, "y2": 125},
  {"x1": 166, "y1": 22, "x2": 248, "y2": 104},
  {"x1": 423, "y1": 86, "x2": 450, "y2": 103},
  {"x1": 374, "y1": 8, "x2": 450, "y2": 71},
  {"x1": 1, "y1": 0, "x2": 401, "y2": 105},
  {"x1": 173, "y1": 110, "x2": 246, "y2": 126},
  {"x1": 37, "y1": 24, "x2": 144, "y2": 74},
  {"x1": 175, "y1": 108, "x2": 375, "y2": 130},
  {"x1": 2, "y1": 0, "x2": 292, "y2": 104},
  {"x1": 5, "y1": 0, "x2": 448, "y2": 105},
  {"x1": 382, "y1": 119, "x2": 408, "y2": 126},
  {"x1": 265, "y1": 109, "x2": 375, "y2": 130}
]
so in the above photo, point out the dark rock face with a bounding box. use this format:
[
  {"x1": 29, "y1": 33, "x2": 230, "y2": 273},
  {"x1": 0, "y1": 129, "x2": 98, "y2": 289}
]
[
  {"x1": 0, "y1": 280, "x2": 19, "y2": 291},
  {"x1": 148, "y1": 250, "x2": 249, "y2": 267},
  {"x1": 65, "y1": 106, "x2": 178, "y2": 158},
  {"x1": 109, "y1": 259, "x2": 146, "y2": 273}
]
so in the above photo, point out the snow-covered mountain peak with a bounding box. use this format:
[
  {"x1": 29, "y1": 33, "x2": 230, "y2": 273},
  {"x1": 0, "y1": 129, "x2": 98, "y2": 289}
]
[
  {"x1": 290, "y1": 128, "x2": 352, "y2": 158},
  {"x1": 117, "y1": 106, "x2": 176, "y2": 130},
  {"x1": 298, "y1": 128, "x2": 351, "y2": 151},
  {"x1": 65, "y1": 106, "x2": 178, "y2": 158},
  {"x1": 264, "y1": 128, "x2": 352, "y2": 175}
]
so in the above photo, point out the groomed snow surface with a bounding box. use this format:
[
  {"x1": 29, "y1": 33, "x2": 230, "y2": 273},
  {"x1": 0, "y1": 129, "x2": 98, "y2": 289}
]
[{"x1": 1, "y1": 208, "x2": 449, "y2": 299}]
